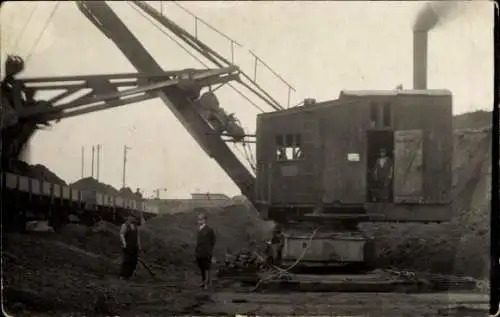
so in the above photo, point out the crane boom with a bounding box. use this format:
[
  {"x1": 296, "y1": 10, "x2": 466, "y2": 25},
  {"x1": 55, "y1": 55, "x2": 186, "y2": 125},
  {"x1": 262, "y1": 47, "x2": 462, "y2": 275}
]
[
  {"x1": 77, "y1": 1, "x2": 256, "y2": 201},
  {"x1": 4, "y1": 67, "x2": 238, "y2": 126}
]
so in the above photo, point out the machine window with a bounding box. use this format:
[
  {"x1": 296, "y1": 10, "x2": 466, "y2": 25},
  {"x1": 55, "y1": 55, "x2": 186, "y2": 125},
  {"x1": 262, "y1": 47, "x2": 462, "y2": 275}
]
[
  {"x1": 276, "y1": 134, "x2": 303, "y2": 161},
  {"x1": 383, "y1": 102, "x2": 391, "y2": 127},
  {"x1": 370, "y1": 102, "x2": 378, "y2": 127}
]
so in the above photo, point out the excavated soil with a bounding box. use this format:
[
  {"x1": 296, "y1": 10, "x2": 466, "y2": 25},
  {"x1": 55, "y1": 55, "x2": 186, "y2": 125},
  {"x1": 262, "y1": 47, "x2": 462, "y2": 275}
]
[
  {"x1": 2, "y1": 203, "x2": 271, "y2": 315},
  {"x1": 140, "y1": 204, "x2": 274, "y2": 266},
  {"x1": 70, "y1": 177, "x2": 142, "y2": 198},
  {"x1": 2, "y1": 110, "x2": 493, "y2": 315}
]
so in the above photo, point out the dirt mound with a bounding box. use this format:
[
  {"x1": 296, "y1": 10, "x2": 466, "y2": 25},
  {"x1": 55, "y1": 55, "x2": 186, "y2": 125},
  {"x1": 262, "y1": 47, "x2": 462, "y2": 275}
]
[
  {"x1": 8, "y1": 160, "x2": 66, "y2": 185},
  {"x1": 452, "y1": 110, "x2": 491, "y2": 130},
  {"x1": 70, "y1": 177, "x2": 120, "y2": 195},
  {"x1": 366, "y1": 110, "x2": 492, "y2": 278},
  {"x1": 70, "y1": 178, "x2": 142, "y2": 199},
  {"x1": 3, "y1": 201, "x2": 271, "y2": 315},
  {"x1": 140, "y1": 203, "x2": 272, "y2": 268},
  {"x1": 3, "y1": 222, "x2": 203, "y2": 315}
]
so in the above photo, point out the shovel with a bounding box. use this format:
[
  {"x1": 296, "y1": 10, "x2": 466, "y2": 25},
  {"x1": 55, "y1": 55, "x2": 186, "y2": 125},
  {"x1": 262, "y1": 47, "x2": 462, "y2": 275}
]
[{"x1": 138, "y1": 257, "x2": 157, "y2": 279}]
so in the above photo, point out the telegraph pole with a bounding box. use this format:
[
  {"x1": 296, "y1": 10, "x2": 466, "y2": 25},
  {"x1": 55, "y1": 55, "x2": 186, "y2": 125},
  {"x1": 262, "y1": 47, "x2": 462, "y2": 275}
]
[
  {"x1": 81, "y1": 146, "x2": 85, "y2": 178},
  {"x1": 122, "y1": 145, "x2": 131, "y2": 189},
  {"x1": 91, "y1": 146, "x2": 95, "y2": 178},
  {"x1": 96, "y1": 144, "x2": 101, "y2": 181}
]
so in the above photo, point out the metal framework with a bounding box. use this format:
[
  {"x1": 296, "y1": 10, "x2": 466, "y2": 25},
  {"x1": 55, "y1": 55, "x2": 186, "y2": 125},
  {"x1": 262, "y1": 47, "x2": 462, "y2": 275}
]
[
  {"x1": 72, "y1": 1, "x2": 257, "y2": 200},
  {"x1": 0, "y1": 0, "x2": 302, "y2": 205},
  {"x1": 4, "y1": 67, "x2": 239, "y2": 126}
]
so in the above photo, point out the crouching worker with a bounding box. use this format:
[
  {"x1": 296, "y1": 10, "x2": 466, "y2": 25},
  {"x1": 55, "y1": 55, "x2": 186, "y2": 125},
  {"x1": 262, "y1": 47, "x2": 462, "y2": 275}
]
[
  {"x1": 196, "y1": 212, "x2": 216, "y2": 289},
  {"x1": 119, "y1": 215, "x2": 141, "y2": 280}
]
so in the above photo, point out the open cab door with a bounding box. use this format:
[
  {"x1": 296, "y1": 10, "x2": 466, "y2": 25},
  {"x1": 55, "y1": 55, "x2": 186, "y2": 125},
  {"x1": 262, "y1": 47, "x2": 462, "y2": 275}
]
[{"x1": 393, "y1": 129, "x2": 424, "y2": 203}]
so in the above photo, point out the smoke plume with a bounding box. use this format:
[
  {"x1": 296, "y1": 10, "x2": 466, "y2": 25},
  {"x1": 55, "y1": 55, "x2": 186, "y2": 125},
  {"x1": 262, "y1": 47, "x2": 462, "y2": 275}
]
[{"x1": 413, "y1": 1, "x2": 460, "y2": 32}]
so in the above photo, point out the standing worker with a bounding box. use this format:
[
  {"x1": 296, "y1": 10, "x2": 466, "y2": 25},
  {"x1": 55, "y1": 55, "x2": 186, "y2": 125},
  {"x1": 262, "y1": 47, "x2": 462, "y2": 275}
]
[
  {"x1": 372, "y1": 148, "x2": 394, "y2": 202},
  {"x1": 195, "y1": 212, "x2": 216, "y2": 289},
  {"x1": 270, "y1": 225, "x2": 285, "y2": 266},
  {"x1": 119, "y1": 215, "x2": 141, "y2": 280}
]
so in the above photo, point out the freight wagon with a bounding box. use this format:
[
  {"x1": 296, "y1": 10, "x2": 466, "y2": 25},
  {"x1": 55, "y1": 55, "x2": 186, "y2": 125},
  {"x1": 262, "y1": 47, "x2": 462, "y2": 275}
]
[{"x1": 2, "y1": 172, "x2": 157, "y2": 231}]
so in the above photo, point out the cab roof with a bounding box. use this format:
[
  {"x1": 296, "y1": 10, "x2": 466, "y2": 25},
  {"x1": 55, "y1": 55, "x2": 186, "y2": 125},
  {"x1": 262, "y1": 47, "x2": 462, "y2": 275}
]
[{"x1": 339, "y1": 89, "x2": 452, "y2": 97}]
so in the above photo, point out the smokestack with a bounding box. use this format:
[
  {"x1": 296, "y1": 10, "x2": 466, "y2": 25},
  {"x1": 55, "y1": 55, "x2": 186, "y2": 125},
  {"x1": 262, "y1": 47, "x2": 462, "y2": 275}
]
[
  {"x1": 413, "y1": 30, "x2": 428, "y2": 90},
  {"x1": 412, "y1": 2, "x2": 459, "y2": 90}
]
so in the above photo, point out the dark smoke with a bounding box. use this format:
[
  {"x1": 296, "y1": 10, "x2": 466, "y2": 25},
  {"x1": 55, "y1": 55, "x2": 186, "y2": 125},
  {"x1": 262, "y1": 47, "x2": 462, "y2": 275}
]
[{"x1": 413, "y1": 1, "x2": 459, "y2": 32}]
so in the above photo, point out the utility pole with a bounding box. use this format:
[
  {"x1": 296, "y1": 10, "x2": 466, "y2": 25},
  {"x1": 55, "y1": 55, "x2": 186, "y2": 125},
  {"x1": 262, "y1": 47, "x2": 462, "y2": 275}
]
[
  {"x1": 96, "y1": 144, "x2": 101, "y2": 181},
  {"x1": 81, "y1": 146, "x2": 85, "y2": 178},
  {"x1": 91, "y1": 146, "x2": 95, "y2": 178},
  {"x1": 122, "y1": 145, "x2": 131, "y2": 189}
]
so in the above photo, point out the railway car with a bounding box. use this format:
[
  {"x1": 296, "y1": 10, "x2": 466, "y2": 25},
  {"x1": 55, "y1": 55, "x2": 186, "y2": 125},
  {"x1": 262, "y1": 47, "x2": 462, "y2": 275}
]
[{"x1": 1, "y1": 172, "x2": 156, "y2": 231}]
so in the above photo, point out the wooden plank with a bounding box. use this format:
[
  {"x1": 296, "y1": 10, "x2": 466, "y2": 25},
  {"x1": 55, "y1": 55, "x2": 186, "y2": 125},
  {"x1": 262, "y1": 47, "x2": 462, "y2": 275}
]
[{"x1": 393, "y1": 129, "x2": 424, "y2": 202}]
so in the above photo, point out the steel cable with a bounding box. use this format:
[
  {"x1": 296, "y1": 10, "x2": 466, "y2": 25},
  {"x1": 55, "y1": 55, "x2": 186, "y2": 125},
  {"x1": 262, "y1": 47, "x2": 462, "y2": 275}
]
[
  {"x1": 25, "y1": 2, "x2": 60, "y2": 63},
  {"x1": 127, "y1": 2, "x2": 266, "y2": 113},
  {"x1": 12, "y1": 3, "x2": 39, "y2": 53},
  {"x1": 250, "y1": 227, "x2": 319, "y2": 292}
]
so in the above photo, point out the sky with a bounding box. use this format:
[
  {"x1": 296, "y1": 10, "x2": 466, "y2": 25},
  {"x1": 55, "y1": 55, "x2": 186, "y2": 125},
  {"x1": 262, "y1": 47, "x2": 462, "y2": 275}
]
[{"x1": 1, "y1": 1, "x2": 494, "y2": 198}]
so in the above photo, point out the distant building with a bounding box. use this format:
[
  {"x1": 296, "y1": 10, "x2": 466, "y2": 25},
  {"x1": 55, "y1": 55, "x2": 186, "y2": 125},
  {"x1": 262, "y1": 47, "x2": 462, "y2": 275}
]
[
  {"x1": 190, "y1": 193, "x2": 230, "y2": 200},
  {"x1": 144, "y1": 200, "x2": 161, "y2": 214}
]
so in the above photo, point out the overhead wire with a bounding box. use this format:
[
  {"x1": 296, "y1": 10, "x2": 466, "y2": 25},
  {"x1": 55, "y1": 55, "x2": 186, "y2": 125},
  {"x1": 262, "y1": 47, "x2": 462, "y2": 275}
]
[
  {"x1": 127, "y1": 2, "x2": 266, "y2": 113},
  {"x1": 242, "y1": 142, "x2": 256, "y2": 172},
  {"x1": 233, "y1": 143, "x2": 256, "y2": 174},
  {"x1": 171, "y1": 1, "x2": 242, "y2": 47},
  {"x1": 130, "y1": 1, "x2": 264, "y2": 169},
  {"x1": 250, "y1": 227, "x2": 320, "y2": 293},
  {"x1": 127, "y1": 2, "x2": 208, "y2": 69},
  {"x1": 171, "y1": 1, "x2": 288, "y2": 112},
  {"x1": 25, "y1": 2, "x2": 60, "y2": 63},
  {"x1": 12, "y1": 3, "x2": 39, "y2": 53}
]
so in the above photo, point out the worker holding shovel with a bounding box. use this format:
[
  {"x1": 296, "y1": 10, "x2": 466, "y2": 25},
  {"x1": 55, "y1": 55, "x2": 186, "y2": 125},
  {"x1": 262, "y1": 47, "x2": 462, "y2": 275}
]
[{"x1": 119, "y1": 215, "x2": 141, "y2": 280}]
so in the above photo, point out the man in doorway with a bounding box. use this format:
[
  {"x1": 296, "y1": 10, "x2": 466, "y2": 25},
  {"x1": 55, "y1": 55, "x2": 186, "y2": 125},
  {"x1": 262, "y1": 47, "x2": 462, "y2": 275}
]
[
  {"x1": 196, "y1": 212, "x2": 216, "y2": 289},
  {"x1": 119, "y1": 215, "x2": 141, "y2": 280},
  {"x1": 372, "y1": 148, "x2": 394, "y2": 202}
]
